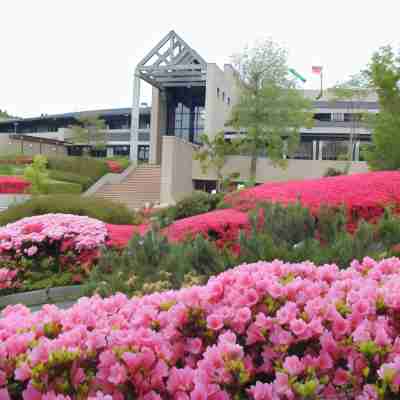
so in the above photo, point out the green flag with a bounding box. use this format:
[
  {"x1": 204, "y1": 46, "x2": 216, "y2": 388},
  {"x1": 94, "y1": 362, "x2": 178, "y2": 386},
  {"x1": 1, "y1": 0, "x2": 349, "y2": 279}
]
[{"x1": 289, "y1": 68, "x2": 307, "y2": 83}]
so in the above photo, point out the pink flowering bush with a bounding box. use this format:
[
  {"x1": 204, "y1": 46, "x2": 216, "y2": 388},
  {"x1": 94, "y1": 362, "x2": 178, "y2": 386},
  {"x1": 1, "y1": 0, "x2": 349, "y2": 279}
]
[
  {"x1": 2, "y1": 257, "x2": 400, "y2": 398},
  {"x1": 0, "y1": 268, "x2": 18, "y2": 290},
  {"x1": 0, "y1": 214, "x2": 108, "y2": 291}
]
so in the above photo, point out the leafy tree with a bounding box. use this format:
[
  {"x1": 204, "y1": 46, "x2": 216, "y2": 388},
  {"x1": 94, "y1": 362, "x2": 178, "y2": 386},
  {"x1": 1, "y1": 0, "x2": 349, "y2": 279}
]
[
  {"x1": 329, "y1": 73, "x2": 371, "y2": 173},
  {"x1": 193, "y1": 132, "x2": 239, "y2": 191},
  {"x1": 229, "y1": 39, "x2": 313, "y2": 182},
  {"x1": 24, "y1": 155, "x2": 49, "y2": 195},
  {"x1": 0, "y1": 109, "x2": 12, "y2": 119},
  {"x1": 363, "y1": 46, "x2": 400, "y2": 170},
  {"x1": 70, "y1": 114, "x2": 107, "y2": 154}
]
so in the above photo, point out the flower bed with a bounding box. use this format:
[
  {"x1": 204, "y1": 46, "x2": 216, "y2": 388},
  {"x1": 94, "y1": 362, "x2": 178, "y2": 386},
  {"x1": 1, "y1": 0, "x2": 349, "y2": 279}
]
[
  {"x1": 2, "y1": 257, "x2": 400, "y2": 398},
  {"x1": 166, "y1": 208, "x2": 248, "y2": 249},
  {"x1": 0, "y1": 177, "x2": 30, "y2": 194},
  {"x1": 106, "y1": 160, "x2": 124, "y2": 174},
  {"x1": 226, "y1": 171, "x2": 400, "y2": 226},
  {"x1": 0, "y1": 214, "x2": 108, "y2": 292}
]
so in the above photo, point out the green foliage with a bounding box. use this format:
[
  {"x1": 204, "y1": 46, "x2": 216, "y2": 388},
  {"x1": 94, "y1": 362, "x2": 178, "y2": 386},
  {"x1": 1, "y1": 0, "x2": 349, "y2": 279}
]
[
  {"x1": 230, "y1": 39, "x2": 314, "y2": 180},
  {"x1": 194, "y1": 132, "x2": 239, "y2": 191},
  {"x1": 0, "y1": 195, "x2": 135, "y2": 225},
  {"x1": 23, "y1": 155, "x2": 49, "y2": 194},
  {"x1": 376, "y1": 208, "x2": 400, "y2": 246},
  {"x1": 48, "y1": 170, "x2": 92, "y2": 190},
  {"x1": 47, "y1": 156, "x2": 108, "y2": 183},
  {"x1": 86, "y1": 228, "x2": 224, "y2": 297},
  {"x1": 324, "y1": 167, "x2": 344, "y2": 177},
  {"x1": 238, "y1": 202, "x2": 382, "y2": 268},
  {"x1": 0, "y1": 164, "x2": 14, "y2": 175},
  {"x1": 42, "y1": 181, "x2": 82, "y2": 194},
  {"x1": 70, "y1": 114, "x2": 107, "y2": 151},
  {"x1": 154, "y1": 191, "x2": 226, "y2": 228},
  {"x1": 363, "y1": 45, "x2": 400, "y2": 170}
]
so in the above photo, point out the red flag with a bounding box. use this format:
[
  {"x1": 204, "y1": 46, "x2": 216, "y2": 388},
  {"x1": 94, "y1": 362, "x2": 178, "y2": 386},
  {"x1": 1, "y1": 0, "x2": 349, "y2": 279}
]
[{"x1": 312, "y1": 66, "x2": 323, "y2": 75}]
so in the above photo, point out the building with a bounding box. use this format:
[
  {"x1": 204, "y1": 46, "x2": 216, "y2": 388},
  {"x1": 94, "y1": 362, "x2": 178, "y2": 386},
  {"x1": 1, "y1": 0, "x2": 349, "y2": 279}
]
[{"x1": 0, "y1": 31, "x2": 375, "y2": 205}]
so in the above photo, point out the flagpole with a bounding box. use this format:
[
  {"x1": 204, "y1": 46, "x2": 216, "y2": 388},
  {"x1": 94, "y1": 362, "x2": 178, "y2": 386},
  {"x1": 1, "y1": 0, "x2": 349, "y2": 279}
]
[{"x1": 316, "y1": 69, "x2": 323, "y2": 100}]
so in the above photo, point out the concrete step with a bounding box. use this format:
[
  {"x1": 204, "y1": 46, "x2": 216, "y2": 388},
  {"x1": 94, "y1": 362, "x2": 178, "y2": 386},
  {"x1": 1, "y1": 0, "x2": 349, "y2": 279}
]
[{"x1": 93, "y1": 164, "x2": 161, "y2": 209}]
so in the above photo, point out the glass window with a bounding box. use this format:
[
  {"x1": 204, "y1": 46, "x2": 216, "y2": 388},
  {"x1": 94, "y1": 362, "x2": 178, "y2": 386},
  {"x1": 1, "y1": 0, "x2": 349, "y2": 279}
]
[
  {"x1": 138, "y1": 145, "x2": 150, "y2": 162},
  {"x1": 113, "y1": 145, "x2": 130, "y2": 157}
]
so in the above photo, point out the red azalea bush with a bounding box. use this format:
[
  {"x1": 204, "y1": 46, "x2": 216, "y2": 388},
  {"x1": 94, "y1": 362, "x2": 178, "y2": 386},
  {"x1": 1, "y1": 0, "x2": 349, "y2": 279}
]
[
  {"x1": 0, "y1": 177, "x2": 30, "y2": 194},
  {"x1": 3, "y1": 257, "x2": 400, "y2": 398},
  {"x1": 226, "y1": 171, "x2": 400, "y2": 228},
  {"x1": 165, "y1": 209, "x2": 248, "y2": 250},
  {"x1": 106, "y1": 160, "x2": 124, "y2": 174}
]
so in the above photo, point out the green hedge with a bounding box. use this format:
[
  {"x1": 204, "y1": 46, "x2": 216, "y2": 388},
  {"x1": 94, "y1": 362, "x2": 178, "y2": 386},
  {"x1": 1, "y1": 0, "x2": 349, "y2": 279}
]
[
  {"x1": 43, "y1": 181, "x2": 83, "y2": 194},
  {"x1": 47, "y1": 156, "x2": 108, "y2": 183},
  {"x1": 0, "y1": 195, "x2": 135, "y2": 225},
  {"x1": 48, "y1": 169, "x2": 92, "y2": 190}
]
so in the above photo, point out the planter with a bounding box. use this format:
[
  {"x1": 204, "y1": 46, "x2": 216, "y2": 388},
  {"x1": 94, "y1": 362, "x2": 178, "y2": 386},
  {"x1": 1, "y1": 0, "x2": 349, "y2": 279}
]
[{"x1": 0, "y1": 285, "x2": 86, "y2": 310}]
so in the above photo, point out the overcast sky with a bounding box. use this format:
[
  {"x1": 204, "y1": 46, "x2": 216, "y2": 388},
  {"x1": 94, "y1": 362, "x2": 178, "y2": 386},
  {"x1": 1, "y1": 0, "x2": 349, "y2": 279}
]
[{"x1": 1, "y1": 0, "x2": 399, "y2": 117}]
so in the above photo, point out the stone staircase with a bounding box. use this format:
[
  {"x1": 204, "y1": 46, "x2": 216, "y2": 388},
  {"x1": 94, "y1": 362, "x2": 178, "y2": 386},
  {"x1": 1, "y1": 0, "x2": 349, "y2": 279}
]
[{"x1": 94, "y1": 164, "x2": 161, "y2": 210}]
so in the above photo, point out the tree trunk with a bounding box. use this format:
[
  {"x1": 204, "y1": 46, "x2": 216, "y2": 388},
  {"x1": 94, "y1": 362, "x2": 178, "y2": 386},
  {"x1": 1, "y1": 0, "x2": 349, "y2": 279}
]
[{"x1": 250, "y1": 154, "x2": 257, "y2": 183}]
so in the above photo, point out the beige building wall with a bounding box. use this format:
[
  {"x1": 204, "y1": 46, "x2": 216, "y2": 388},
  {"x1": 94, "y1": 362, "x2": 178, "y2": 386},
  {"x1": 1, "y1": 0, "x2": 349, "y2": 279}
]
[
  {"x1": 193, "y1": 157, "x2": 369, "y2": 183},
  {"x1": 204, "y1": 63, "x2": 238, "y2": 139},
  {"x1": 160, "y1": 136, "x2": 195, "y2": 204},
  {"x1": 0, "y1": 135, "x2": 67, "y2": 156},
  {"x1": 150, "y1": 87, "x2": 166, "y2": 164}
]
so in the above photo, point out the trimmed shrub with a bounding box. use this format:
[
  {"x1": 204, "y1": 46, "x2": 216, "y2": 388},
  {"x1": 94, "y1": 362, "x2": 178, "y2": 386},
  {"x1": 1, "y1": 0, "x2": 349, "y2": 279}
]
[
  {"x1": 0, "y1": 195, "x2": 135, "y2": 226},
  {"x1": 3, "y1": 258, "x2": 400, "y2": 398},
  {"x1": 48, "y1": 170, "x2": 92, "y2": 190},
  {"x1": 324, "y1": 166, "x2": 344, "y2": 177},
  {"x1": 42, "y1": 181, "x2": 83, "y2": 194},
  {"x1": 155, "y1": 191, "x2": 226, "y2": 227},
  {"x1": 47, "y1": 156, "x2": 108, "y2": 183}
]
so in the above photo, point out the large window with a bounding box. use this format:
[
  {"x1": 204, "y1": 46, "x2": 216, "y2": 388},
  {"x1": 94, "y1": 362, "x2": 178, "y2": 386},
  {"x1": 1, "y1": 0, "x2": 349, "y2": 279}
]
[
  {"x1": 113, "y1": 145, "x2": 130, "y2": 157},
  {"x1": 138, "y1": 145, "x2": 150, "y2": 162},
  {"x1": 322, "y1": 141, "x2": 349, "y2": 160},
  {"x1": 290, "y1": 141, "x2": 313, "y2": 160},
  {"x1": 166, "y1": 86, "x2": 205, "y2": 144}
]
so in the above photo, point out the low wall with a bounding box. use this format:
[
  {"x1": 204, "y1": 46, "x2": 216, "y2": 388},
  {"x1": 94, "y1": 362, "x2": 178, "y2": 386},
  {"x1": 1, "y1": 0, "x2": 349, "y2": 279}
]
[
  {"x1": 160, "y1": 136, "x2": 195, "y2": 204},
  {"x1": 0, "y1": 194, "x2": 31, "y2": 211},
  {"x1": 192, "y1": 157, "x2": 369, "y2": 183},
  {"x1": 83, "y1": 164, "x2": 136, "y2": 196}
]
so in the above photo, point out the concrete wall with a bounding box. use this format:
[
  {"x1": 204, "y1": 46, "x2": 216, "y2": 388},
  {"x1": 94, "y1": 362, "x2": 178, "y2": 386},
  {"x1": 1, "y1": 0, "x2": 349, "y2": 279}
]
[
  {"x1": 160, "y1": 136, "x2": 195, "y2": 204},
  {"x1": 204, "y1": 63, "x2": 238, "y2": 139},
  {"x1": 193, "y1": 157, "x2": 369, "y2": 183},
  {"x1": 150, "y1": 87, "x2": 166, "y2": 164}
]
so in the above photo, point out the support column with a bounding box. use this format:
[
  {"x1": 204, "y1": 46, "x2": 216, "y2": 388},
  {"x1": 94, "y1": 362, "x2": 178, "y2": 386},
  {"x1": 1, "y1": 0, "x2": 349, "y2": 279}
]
[
  {"x1": 150, "y1": 87, "x2": 166, "y2": 165},
  {"x1": 130, "y1": 72, "x2": 141, "y2": 162},
  {"x1": 318, "y1": 140, "x2": 324, "y2": 160},
  {"x1": 312, "y1": 140, "x2": 317, "y2": 160},
  {"x1": 355, "y1": 141, "x2": 360, "y2": 161}
]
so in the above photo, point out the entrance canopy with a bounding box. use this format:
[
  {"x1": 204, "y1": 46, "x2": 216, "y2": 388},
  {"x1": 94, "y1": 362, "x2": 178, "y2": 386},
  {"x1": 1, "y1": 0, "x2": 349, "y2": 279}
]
[{"x1": 136, "y1": 31, "x2": 207, "y2": 88}]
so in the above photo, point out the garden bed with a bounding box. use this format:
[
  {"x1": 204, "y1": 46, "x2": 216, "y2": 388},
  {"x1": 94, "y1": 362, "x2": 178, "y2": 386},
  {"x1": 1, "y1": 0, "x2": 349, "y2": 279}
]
[{"x1": 1, "y1": 257, "x2": 400, "y2": 398}]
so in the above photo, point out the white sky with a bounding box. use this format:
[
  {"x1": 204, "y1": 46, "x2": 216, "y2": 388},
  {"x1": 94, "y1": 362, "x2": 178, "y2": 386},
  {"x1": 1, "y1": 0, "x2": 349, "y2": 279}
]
[{"x1": 1, "y1": 0, "x2": 399, "y2": 117}]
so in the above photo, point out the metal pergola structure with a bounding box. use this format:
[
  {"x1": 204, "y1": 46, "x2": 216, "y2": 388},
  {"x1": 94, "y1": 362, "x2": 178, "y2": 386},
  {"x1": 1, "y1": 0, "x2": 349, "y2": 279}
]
[{"x1": 130, "y1": 31, "x2": 208, "y2": 161}]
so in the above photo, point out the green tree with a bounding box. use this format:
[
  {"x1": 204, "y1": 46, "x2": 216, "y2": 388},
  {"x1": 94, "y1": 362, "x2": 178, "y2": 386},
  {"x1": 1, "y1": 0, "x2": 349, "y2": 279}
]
[
  {"x1": 363, "y1": 46, "x2": 400, "y2": 170},
  {"x1": 0, "y1": 109, "x2": 12, "y2": 119},
  {"x1": 24, "y1": 155, "x2": 49, "y2": 195},
  {"x1": 229, "y1": 39, "x2": 313, "y2": 182},
  {"x1": 329, "y1": 73, "x2": 371, "y2": 173},
  {"x1": 193, "y1": 132, "x2": 239, "y2": 191},
  {"x1": 70, "y1": 114, "x2": 107, "y2": 155}
]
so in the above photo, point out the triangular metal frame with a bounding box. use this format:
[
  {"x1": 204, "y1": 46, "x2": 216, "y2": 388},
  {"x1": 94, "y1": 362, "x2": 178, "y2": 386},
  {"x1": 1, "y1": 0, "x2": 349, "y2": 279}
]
[{"x1": 136, "y1": 31, "x2": 207, "y2": 88}]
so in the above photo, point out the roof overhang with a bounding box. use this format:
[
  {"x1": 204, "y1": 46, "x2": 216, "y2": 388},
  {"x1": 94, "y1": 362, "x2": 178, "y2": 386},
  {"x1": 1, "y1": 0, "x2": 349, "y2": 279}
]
[{"x1": 136, "y1": 31, "x2": 207, "y2": 89}]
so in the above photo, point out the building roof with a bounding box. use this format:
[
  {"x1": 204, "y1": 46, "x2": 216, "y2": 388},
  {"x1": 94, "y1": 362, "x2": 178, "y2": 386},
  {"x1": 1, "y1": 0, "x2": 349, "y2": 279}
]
[{"x1": 0, "y1": 107, "x2": 151, "y2": 126}]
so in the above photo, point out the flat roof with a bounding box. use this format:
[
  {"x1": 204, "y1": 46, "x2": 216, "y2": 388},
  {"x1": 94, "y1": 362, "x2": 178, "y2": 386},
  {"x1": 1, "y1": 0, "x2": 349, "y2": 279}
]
[{"x1": 0, "y1": 106, "x2": 151, "y2": 126}]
